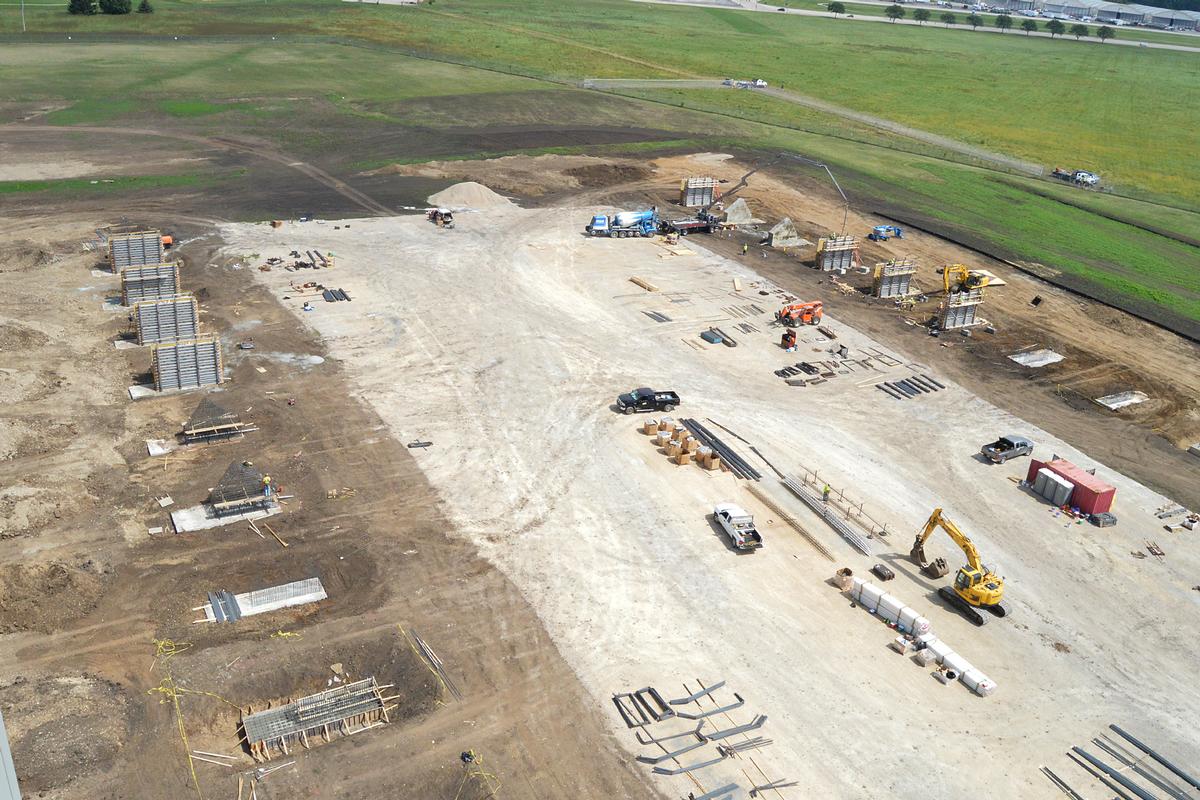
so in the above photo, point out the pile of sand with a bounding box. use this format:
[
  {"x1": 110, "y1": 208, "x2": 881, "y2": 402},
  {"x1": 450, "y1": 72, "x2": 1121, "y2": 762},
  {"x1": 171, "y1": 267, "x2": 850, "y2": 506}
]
[{"x1": 427, "y1": 181, "x2": 514, "y2": 209}]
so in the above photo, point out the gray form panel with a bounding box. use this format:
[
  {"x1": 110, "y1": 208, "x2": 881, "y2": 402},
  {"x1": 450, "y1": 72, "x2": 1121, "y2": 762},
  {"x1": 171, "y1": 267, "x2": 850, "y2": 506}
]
[
  {"x1": 152, "y1": 336, "x2": 222, "y2": 391},
  {"x1": 135, "y1": 295, "x2": 199, "y2": 344},
  {"x1": 121, "y1": 264, "x2": 179, "y2": 306},
  {"x1": 109, "y1": 231, "x2": 163, "y2": 270},
  {"x1": 0, "y1": 709, "x2": 21, "y2": 800}
]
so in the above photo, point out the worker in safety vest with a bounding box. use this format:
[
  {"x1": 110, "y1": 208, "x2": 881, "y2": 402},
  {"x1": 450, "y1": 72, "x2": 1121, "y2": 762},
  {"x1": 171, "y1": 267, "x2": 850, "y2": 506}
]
[
  {"x1": 822, "y1": 484, "x2": 831, "y2": 502},
  {"x1": 262, "y1": 475, "x2": 273, "y2": 497}
]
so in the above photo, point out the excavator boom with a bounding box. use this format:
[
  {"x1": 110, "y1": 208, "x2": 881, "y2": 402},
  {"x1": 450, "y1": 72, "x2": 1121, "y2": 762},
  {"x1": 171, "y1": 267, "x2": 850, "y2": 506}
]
[{"x1": 910, "y1": 508, "x2": 1009, "y2": 625}]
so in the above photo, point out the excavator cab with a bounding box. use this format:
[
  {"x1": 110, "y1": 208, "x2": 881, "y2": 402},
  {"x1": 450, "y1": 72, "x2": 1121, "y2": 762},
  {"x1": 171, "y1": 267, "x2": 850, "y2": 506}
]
[{"x1": 941, "y1": 264, "x2": 990, "y2": 294}]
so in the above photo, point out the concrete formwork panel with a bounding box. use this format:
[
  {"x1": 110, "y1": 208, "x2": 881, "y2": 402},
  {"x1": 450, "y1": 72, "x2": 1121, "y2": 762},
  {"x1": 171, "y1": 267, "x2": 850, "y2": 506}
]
[
  {"x1": 108, "y1": 230, "x2": 163, "y2": 270},
  {"x1": 873, "y1": 259, "x2": 917, "y2": 298},
  {"x1": 135, "y1": 294, "x2": 199, "y2": 344},
  {"x1": 938, "y1": 290, "x2": 984, "y2": 330},
  {"x1": 816, "y1": 236, "x2": 860, "y2": 272},
  {"x1": 0, "y1": 709, "x2": 20, "y2": 800},
  {"x1": 121, "y1": 263, "x2": 180, "y2": 306},
  {"x1": 680, "y1": 176, "x2": 718, "y2": 208},
  {"x1": 151, "y1": 335, "x2": 222, "y2": 391}
]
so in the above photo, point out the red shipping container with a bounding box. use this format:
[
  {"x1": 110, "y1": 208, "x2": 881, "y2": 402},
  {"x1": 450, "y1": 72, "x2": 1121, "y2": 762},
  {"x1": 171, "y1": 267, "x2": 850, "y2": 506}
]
[{"x1": 1026, "y1": 458, "x2": 1115, "y2": 514}]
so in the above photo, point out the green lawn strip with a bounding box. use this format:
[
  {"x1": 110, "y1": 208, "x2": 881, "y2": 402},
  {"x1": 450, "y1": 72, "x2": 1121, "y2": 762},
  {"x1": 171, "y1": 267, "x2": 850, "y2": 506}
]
[{"x1": 0, "y1": 172, "x2": 213, "y2": 194}]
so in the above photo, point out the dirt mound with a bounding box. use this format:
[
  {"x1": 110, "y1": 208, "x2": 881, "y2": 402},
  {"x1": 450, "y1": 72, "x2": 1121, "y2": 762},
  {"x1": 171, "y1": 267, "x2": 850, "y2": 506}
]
[
  {"x1": 564, "y1": 163, "x2": 651, "y2": 188},
  {"x1": 0, "y1": 560, "x2": 108, "y2": 632},
  {"x1": 0, "y1": 321, "x2": 50, "y2": 351},
  {"x1": 427, "y1": 181, "x2": 513, "y2": 209},
  {"x1": 0, "y1": 242, "x2": 56, "y2": 274},
  {"x1": 1, "y1": 674, "x2": 129, "y2": 794}
]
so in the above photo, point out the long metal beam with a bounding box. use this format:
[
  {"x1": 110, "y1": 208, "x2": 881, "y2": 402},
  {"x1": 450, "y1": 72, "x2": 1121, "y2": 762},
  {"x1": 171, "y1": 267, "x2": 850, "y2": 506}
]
[
  {"x1": 1040, "y1": 766, "x2": 1086, "y2": 800},
  {"x1": 1094, "y1": 738, "x2": 1192, "y2": 800},
  {"x1": 1109, "y1": 725, "x2": 1200, "y2": 791},
  {"x1": 668, "y1": 682, "x2": 726, "y2": 707},
  {"x1": 675, "y1": 693, "x2": 744, "y2": 721},
  {"x1": 1071, "y1": 747, "x2": 1157, "y2": 800},
  {"x1": 1067, "y1": 752, "x2": 1136, "y2": 800}
]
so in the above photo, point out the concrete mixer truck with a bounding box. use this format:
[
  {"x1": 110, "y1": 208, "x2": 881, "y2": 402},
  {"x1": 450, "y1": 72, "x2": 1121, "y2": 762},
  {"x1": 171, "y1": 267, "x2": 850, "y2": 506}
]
[{"x1": 585, "y1": 208, "x2": 660, "y2": 238}]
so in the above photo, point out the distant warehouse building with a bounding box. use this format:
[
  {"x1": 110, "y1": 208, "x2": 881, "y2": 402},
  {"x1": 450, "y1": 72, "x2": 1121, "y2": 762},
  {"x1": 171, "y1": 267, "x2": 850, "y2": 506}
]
[
  {"x1": 1027, "y1": 0, "x2": 1199, "y2": 25},
  {"x1": 1041, "y1": 0, "x2": 1098, "y2": 18},
  {"x1": 991, "y1": 0, "x2": 1038, "y2": 11},
  {"x1": 1146, "y1": 6, "x2": 1200, "y2": 28}
]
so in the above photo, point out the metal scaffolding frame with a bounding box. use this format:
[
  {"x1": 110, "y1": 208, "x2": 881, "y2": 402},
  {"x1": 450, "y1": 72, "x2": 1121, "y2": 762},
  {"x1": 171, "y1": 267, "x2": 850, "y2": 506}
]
[{"x1": 242, "y1": 678, "x2": 390, "y2": 761}]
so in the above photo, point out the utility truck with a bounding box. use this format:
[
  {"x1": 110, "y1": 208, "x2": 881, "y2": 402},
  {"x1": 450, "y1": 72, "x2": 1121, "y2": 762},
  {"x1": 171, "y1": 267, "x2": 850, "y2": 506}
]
[{"x1": 713, "y1": 503, "x2": 764, "y2": 551}]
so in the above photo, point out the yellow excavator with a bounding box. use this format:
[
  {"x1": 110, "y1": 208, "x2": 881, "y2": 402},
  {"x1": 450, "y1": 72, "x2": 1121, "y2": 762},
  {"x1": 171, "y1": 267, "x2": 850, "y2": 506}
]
[
  {"x1": 910, "y1": 508, "x2": 1010, "y2": 626},
  {"x1": 940, "y1": 264, "x2": 990, "y2": 294}
]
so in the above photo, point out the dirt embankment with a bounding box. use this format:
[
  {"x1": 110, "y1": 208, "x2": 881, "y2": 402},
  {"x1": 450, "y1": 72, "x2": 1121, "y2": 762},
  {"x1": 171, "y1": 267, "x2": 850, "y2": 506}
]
[{"x1": 368, "y1": 153, "x2": 651, "y2": 199}]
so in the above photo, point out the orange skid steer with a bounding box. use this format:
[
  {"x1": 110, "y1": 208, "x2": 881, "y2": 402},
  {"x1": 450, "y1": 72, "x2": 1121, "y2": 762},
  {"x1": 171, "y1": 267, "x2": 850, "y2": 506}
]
[{"x1": 775, "y1": 301, "x2": 824, "y2": 327}]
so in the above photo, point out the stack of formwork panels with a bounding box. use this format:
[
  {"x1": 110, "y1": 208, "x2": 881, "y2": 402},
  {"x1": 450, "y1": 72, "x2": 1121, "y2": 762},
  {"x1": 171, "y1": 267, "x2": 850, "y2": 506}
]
[
  {"x1": 872, "y1": 258, "x2": 917, "y2": 298},
  {"x1": 134, "y1": 294, "x2": 199, "y2": 344},
  {"x1": 121, "y1": 263, "x2": 180, "y2": 306},
  {"x1": 815, "y1": 236, "x2": 859, "y2": 272},
  {"x1": 938, "y1": 288, "x2": 984, "y2": 330},
  {"x1": 679, "y1": 176, "x2": 719, "y2": 208},
  {"x1": 151, "y1": 335, "x2": 222, "y2": 391},
  {"x1": 108, "y1": 230, "x2": 163, "y2": 270}
]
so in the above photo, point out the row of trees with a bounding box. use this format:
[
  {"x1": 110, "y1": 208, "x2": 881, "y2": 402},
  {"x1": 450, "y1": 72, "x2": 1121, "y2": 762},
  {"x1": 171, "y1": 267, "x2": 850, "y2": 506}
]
[
  {"x1": 866, "y1": 3, "x2": 1116, "y2": 39},
  {"x1": 68, "y1": 0, "x2": 152, "y2": 13}
]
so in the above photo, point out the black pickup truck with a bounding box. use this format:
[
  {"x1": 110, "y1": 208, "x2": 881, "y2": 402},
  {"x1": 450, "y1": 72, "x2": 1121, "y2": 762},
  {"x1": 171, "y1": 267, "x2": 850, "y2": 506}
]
[{"x1": 616, "y1": 387, "x2": 680, "y2": 414}]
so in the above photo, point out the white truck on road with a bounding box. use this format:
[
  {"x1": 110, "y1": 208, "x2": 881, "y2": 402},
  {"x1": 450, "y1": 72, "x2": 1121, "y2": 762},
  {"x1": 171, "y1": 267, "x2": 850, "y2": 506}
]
[{"x1": 713, "y1": 503, "x2": 763, "y2": 551}]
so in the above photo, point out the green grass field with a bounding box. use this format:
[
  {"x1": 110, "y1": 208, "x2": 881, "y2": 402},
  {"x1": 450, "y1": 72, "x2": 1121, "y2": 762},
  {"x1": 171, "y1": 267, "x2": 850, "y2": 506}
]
[
  {"x1": 2, "y1": 0, "x2": 1198, "y2": 204},
  {"x1": 0, "y1": 0, "x2": 1196, "y2": 331}
]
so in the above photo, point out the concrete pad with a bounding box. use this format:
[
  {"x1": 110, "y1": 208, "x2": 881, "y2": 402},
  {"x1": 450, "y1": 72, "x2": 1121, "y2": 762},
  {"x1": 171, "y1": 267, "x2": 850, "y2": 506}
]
[
  {"x1": 146, "y1": 439, "x2": 178, "y2": 457},
  {"x1": 114, "y1": 339, "x2": 140, "y2": 350},
  {"x1": 128, "y1": 385, "x2": 157, "y2": 400},
  {"x1": 170, "y1": 503, "x2": 281, "y2": 533},
  {"x1": 1008, "y1": 348, "x2": 1064, "y2": 368},
  {"x1": 1095, "y1": 390, "x2": 1149, "y2": 410}
]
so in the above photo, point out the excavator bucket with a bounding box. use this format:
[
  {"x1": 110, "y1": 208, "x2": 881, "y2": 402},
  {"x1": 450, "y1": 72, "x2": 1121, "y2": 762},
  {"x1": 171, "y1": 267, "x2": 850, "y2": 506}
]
[{"x1": 923, "y1": 558, "x2": 949, "y2": 579}]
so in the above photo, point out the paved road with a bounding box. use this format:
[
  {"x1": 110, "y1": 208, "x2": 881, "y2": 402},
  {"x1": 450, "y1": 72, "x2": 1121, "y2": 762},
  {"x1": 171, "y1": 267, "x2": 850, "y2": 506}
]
[
  {"x1": 637, "y1": 0, "x2": 1200, "y2": 52},
  {"x1": 583, "y1": 78, "x2": 1045, "y2": 174}
]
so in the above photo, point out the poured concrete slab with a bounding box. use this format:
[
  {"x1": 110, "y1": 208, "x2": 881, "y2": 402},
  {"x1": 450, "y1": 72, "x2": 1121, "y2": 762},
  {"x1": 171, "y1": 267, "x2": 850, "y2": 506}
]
[
  {"x1": 170, "y1": 502, "x2": 281, "y2": 533},
  {"x1": 146, "y1": 438, "x2": 178, "y2": 457},
  {"x1": 128, "y1": 385, "x2": 157, "y2": 400},
  {"x1": 1095, "y1": 391, "x2": 1148, "y2": 410},
  {"x1": 1009, "y1": 349, "x2": 1064, "y2": 368}
]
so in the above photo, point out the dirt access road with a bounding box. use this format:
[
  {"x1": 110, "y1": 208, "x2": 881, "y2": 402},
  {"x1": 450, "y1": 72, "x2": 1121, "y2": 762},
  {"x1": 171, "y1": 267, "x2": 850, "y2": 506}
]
[
  {"x1": 0, "y1": 213, "x2": 651, "y2": 799},
  {"x1": 224, "y1": 204, "x2": 1200, "y2": 799}
]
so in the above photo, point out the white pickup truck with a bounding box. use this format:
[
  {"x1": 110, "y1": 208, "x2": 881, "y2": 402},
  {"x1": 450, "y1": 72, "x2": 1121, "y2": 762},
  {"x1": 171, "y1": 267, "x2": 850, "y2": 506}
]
[{"x1": 713, "y1": 503, "x2": 763, "y2": 551}]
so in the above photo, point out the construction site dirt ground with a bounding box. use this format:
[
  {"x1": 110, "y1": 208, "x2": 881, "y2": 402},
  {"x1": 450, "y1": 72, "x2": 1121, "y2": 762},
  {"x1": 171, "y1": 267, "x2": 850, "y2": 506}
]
[
  {"x1": 0, "y1": 215, "x2": 651, "y2": 800},
  {"x1": 1, "y1": 142, "x2": 1198, "y2": 800},
  {"x1": 221, "y1": 203, "x2": 1200, "y2": 798}
]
